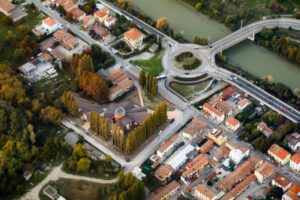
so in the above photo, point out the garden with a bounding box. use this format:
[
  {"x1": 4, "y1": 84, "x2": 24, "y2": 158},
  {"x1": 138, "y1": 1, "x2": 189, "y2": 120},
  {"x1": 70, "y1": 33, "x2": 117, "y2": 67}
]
[{"x1": 174, "y1": 51, "x2": 201, "y2": 70}]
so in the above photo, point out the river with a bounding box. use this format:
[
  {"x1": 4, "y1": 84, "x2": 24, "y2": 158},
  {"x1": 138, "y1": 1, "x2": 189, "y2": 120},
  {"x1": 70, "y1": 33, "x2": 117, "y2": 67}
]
[{"x1": 131, "y1": 0, "x2": 300, "y2": 90}]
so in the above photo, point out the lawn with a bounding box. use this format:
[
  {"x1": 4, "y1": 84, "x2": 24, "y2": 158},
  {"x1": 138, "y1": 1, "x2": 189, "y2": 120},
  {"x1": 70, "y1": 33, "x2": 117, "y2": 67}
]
[
  {"x1": 41, "y1": 179, "x2": 117, "y2": 200},
  {"x1": 131, "y1": 51, "x2": 164, "y2": 76},
  {"x1": 170, "y1": 79, "x2": 212, "y2": 98}
]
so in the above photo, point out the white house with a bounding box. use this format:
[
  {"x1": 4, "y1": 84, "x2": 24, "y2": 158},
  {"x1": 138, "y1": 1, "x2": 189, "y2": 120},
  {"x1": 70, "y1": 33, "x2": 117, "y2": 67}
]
[
  {"x1": 41, "y1": 17, "x2": 61, "y2": 34},
  {"x1": 290, "y1": 153, "x2": 300, "y2": 172},
  {"x1": 104, "y1": 15, "x2": 116, "y2": 28},
  {"x1": 124, "y1": 28, "x2": 144, "y2": 49},
  {"x1": 229, "y1": 146, "x2": 249, "y2": 164}
]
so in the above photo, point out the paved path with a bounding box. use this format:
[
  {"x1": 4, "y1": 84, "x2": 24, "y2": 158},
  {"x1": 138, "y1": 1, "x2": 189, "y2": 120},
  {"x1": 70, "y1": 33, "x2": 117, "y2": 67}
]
[{"x1": 19, "y1": 165, "x2": 118, "y2": 200}]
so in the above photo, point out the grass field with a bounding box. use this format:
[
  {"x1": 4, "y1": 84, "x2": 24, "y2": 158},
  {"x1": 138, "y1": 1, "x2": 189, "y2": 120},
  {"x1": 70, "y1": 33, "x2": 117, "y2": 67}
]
[
  {"x1": 170, "y1": 79, "x2": 212, "y2": 98},
  {"x1": 131, "y1": 51, "x2": 164, "y2": 76},
  {"x1": 41, "y1": 179, "x2": 117, "y2": 200}
]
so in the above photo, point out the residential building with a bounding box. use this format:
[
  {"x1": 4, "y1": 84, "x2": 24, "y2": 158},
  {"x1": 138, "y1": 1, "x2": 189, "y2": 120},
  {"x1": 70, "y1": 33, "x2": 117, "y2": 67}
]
[
  {"x1": 19, "y1": 62, "x2": 36, "y2": 76},
  {"x1": 55, "y1": 0, "x2": 77, "y2": 13},
  {"x1": 194, "y1": 184, "x2": 217, "y2": 200},
  {"x1": 91, "y1": 23, "x2": 111, "y2": 41},
  {"x1": 165, "y1": 144, "x2": 195, "y2": 170},
  {"x1": 207, "y1": 129, "x2": 227, "y2": 146},
  {"x1": 221, "y1": 87, "x2": 235, "y2": 100},
  {"x1": 154, "y1": 164, "x2": 173, "y2": 183},
  {"x1": 237, "y1": 98, "x2": 251, "y2": 110},
  {"x1": 225, "y1": 116, "x2": 240, "y2": 132},
  {"x1": 71, "y1": 8, "x2": 86, "y2": 21},
  {"x1": 0, "y1": 0, "x2": 15, "y2": 16},
  {"x1": 221, "y1": 174, "x2": 257, "y2": 200},
  {"x1": 94, "y1": 7, "x2": 109, "y2": 23},
  {"x1": 43, "y1": 185, "x2": 66, "y2": 200},
  {"x1": 0, "y1": 0, "x2": 27, "y2": 21},
  {"x1": 157, "y1": 134, "x2": 180, "y2": 158},
  {"x1": 215, "y1": 100, "x2": 233, "y2": 116},
  {"x1": 257, "y1": 122, "x2": 273, "y2": 138},
  {"x1": 181, "y1": 154, "x2": 209, "y2": 184},
  {"x1": 282, "y1": 184, "x2": 300, "y2": 200},
  {"x1": 213, "y1": 146, "x2": 230, "y2": 162},
  {"x1": 217, "y1": 160, "x2": 255, "y2": 192},
  {"x1": 268, "y1": 144, "x2": 291, "y2": 165},
  {"x1": 41, "y1": 17, "x2": 61, "y2": 34},
  {"x1": 149, "y1": 181, "x2": 180, "y2": 200},
  {"x1": 181, "y1": 117, "x2": 207, "y2": 140},
  {"x1": 202, "y1": 103, "x2": 224, "y2": 122},
  {"x1": 284, "y1": 132, "x2": 300, "y2": 152},
  {"x1": 254, "y1": 161, "x2": 275, "y2": 183},
  {"x1": 199, "y1": 140, "x2": 214, "y2": 154},
  {"x1": 290, "y1": 153, "x2": 300, "y2": 172},
  {"x1": 229, "y1": 145, "x2": 250, "y2": 164},
  {"x1": 271, "y1": 174, "x2": 292, "y2": 192},
  {"x1": 82, "y1": 15, "x2": 95, "y2": 27},
  {"x1": 248, "y1": 154, "x2": 264, "y2": 169},
  {"x1": 124, "y1": 28, "x2": 144, "y2": 49},
  {"x1": 104, "y1": 15, "x2": 116, "y2": 28},
  {"x1": 53, "y1": 29, "x2": 78, "y2": 50},
  {"x1": 107, "y1": 70, "x2": 134, "y2": 101}
]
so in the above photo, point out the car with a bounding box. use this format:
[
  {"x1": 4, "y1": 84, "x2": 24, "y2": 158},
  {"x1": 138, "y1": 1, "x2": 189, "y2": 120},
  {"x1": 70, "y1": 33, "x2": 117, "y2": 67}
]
[
  {"x1": 170, "y1": 118, "x2": 175, "y2": 124},
  {"x1": 158, "y1": 130, "x2": 162, "y2": 135}
]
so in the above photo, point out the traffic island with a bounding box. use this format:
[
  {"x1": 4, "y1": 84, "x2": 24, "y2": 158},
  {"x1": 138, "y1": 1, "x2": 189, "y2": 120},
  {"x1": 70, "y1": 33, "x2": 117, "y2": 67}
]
[{"x1": 174, "y1": 51, "x2": 202, "y2": 70}]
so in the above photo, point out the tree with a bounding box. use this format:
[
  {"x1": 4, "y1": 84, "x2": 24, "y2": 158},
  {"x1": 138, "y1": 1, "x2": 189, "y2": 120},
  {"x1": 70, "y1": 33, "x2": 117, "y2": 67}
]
[
  {"x1": 156, "y1": 17, "x2": 169, "y2": 31},
  {"x1": 267, "y1": 186, "x2": 284, "y2": 199},
  {"x1": 139, "y1": 70, "x2": 146, "y2": 87},
  {"x1": 62, "y1": 92, "x2": 79, "y2": 116},
  {"x1": 76, "y1": 158, "x2": 91, "y2": 172},
  {"x1": 40, "y1": 106, "x2": 64, "y2": 125},
  {"x1": 78, "y1": 71, "x2": 109, "y2": 102},
  {"x1": 195, "y1": 3, "x2": 202, "y2": 11},
  {"x1": 76, "y1": 54, "x2": 94, "y2": 77},
  {"x1": 72, "y1": 144, "x2": 87, "y2": 159}
]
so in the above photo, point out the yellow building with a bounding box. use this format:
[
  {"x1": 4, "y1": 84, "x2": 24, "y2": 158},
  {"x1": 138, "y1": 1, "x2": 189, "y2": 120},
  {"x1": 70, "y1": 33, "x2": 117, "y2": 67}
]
[{"x1": 207, "y1": 129, "x2": 227, "y2": 146}]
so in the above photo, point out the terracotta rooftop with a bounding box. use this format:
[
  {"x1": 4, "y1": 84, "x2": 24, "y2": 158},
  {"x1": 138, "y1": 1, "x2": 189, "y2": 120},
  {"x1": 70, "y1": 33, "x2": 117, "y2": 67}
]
[
  {"x1": 255, "y1": 161, "x2": 275, "y2": 178},
  {"x1": 221, "y1": 174, "x2": 256, "y2": 200},
  {"x1": 43, "y1": 17, "x2": 58, "y2": 27},
  {"x1": 273, "y1": 174, "x2": 291, "y2": 188},
  {"x1": 157, "y1": 134, "x2": 179, "y2": 155},
  {"x1": 83, "y1": 15, "x2": 94, "y2": 25},
  {"x1": 268, "y1": 144, "x2": 291, "y2": 161},
  {"x1": 195, "y1": 184, "x2": 216, "y2": 199},
  {"x1": 216, "y1": 100, "x2": 233, "y2": 113},
  {"x1": 199, "y1": 140, "x2": 214, "y2": 154},
  {"x1": 225, "y1": 116, "x2": 240, "y2": 127},
  {"x1": 149, "y1": 180, "x2": 180, "y2": 200},
  {"x1": 203, "y1": 103, "x2": 224, "y2": 118},
  {"x1": 94, "y1": 7, "x2": 109, "y2": 18},
  {"x1": 181, "y1": 117, "x2": 207, "y2": 138},
  {"x1": 182, "y1": 154, "x2": 209, "y2": 179},
  {"x1": 0, "y1": 0, "x2": 15, "y2": 12},
  {"x1": 237, "y1": 98, "x2": 251, "y2": 109},
  {"x1": 291, "y1": 153, "x2": 300, "y2": 164},
  {"x1": 124, "y1": 28, "x2": 144, "y2": 41},
  {"x1": 222, "y1": 87, "x2": 235, "y2": 100},
  {"x1": 217, "y1": 160, "x2": 255, "y2": 192},
  {"x1": 71, "y1": 8, "x2": 85, "y2": 18},
  {"x1": 284, "y1": 184, "x2": 300, "y2": 200},
  {"x1": 154, "y1": 164, "x2": 173, "y2": 180}
]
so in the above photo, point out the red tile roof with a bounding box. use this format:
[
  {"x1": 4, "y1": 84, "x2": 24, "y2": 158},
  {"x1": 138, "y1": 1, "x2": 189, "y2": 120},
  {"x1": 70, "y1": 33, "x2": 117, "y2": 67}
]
[{"x1": 124, "y1": 28, "x2": 143, "y2": 41}]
